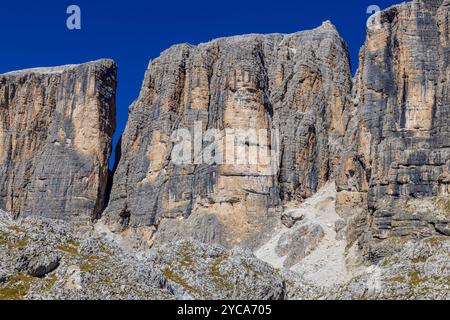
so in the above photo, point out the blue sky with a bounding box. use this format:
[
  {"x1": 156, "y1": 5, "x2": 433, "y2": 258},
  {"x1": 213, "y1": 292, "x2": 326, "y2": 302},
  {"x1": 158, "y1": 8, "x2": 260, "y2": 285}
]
[{"x1": 0, "y1": 0, "x2": 400, "y2": 167}]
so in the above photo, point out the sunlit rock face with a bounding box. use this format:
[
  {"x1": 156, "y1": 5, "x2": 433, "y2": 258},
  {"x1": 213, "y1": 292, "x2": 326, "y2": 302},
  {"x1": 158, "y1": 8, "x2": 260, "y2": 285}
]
[
  {"x1": 0, "y1": 60, "x2": 116, "y2": 225},
  {"x1": 338, "y1": 0, "x2": 450, "y2": 259},
  {"x1": 104, "y1": 22, "x2": 353, "y2": 248}
]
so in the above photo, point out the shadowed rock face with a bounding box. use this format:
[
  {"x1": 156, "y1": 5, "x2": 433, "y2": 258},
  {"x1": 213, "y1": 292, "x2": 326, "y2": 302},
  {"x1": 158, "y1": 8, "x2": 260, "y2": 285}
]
[
  {"x1": 337, "y1": 0, "x2": 450, "y2": 258},
  {"x1": 0, "y1": 60, "x2": 116, "y2": 224},
  {"x1": 104, "y1": 22, "x2": 352, "y2": 248}
]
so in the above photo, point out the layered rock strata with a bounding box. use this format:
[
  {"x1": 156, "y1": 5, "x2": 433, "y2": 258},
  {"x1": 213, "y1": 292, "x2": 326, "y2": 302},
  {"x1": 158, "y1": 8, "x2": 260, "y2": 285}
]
[
  {"x1": 104, "y1": 22, "x2": 352, "y2": 248},
  {"x1": 337, "y1": 0, "x2": 450, "y2": 259},
  {"x1": 0, "y1": 212, "x2": 285, "y2": 300},
  {"x1": 0, "y1": 60, "x2": 116, "y2": 224}
]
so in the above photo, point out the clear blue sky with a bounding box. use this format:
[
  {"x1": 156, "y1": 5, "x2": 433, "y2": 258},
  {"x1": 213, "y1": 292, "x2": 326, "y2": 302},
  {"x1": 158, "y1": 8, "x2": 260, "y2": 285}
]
[{"x1": 0, "y1": 0, "x2": 400, "y2": 167}]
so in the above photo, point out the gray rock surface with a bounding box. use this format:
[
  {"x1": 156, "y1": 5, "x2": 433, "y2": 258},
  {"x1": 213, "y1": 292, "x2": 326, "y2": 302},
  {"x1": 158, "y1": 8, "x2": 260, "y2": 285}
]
[
  {"x1": 1, "y1": 213, "x2": 447, "y2": 300},
  {"x1": 0, "y1": 215, "x2": 284, "y2": 300},
  {"x1": 153, "y1": 241, "x2": 285, "y2": 300},
  {"x1": 1, "y1": 0, "x2": 449, "y2": 301},
  {"x1": 18, "y1": 248, "x2": 61, "y2": 278},
  {"x1": 328, "y1": 237, "x2": 450, "y2": 300},
  {"x1": 281, "y1": 209, "x2": 305, "y2": 228},
  {"x1": 104, "y1": 21, "x2": 352, "y2": 249},
  {"x1": 336, "y1": 0, "x2": 450, "y2": 259},
  {"x1": 276, "y1": 224, "x2": 325, "y2": 268},
  {"x1": 0, "y1": 60, "x2": 116, "y2": 224}
]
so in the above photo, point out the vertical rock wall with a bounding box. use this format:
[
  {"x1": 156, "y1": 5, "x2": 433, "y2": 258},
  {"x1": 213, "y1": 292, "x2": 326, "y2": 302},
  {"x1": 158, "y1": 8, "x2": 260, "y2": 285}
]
[
  {"x1": 0, "y1": 60, "x2": 116, "y2": 225},
  {"x1": 338, "y1": 0, "x2": 449, "y2": 258},
  {"x1": 104, "y1": 23, "x2": 352, "y2": 248}
]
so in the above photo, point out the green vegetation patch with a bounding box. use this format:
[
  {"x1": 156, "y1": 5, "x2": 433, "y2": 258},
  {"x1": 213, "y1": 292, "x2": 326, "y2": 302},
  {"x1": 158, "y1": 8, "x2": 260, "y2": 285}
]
[
  {"x1": 0, "y1": 272, "x2": 59, "y2": 300},
  {"x1": 79, "y1": 255, "x2": 107, "y2": 273},
  {"x1": 433, "y1": 197, "x2": 450, "y2": 216},
  {"x1": 79, "y1": 263, "x2": 97, "y2": 273},
  {"x1": 0, "y1": 273, "x2": 36, "y2": 300},
  {"x1": 409, "y1": 270, "x2": 428, "y2": 286},
  {"x1": 6, "y1": 226, "x2": 26, "y2": 233},
  {"x1": 411, "y1": 256, "x2": 428, "y2": 264},
  {"x1": 0, "y1": 230, "x2": 28, "y2": 249},
  {"x1": 424, "y1": 236, "x2": 447, "y2": 246},
  {"x1": 175, "y1": 242, "x2": 195, "y2": 268},
  {"x1": 43, "y1": 274, "x2": 58, "y2": 291},
  {"x1": 163, "y1": 267, "x2": 200, "y2": 295},
  {"x1": 66, "y1": 239, "x2": 81, "y2": 247},
  {"x1": 209, "y1": 254, "x2": 233, "y2": 290},
  {"x1": 241, "y1": 260, "x2": 263, "y2": 277},
  {"x1": 57, "y1": 243, "x2": 81, "y2": 256},
  {"x1": 57, "y1": 239, "x2": 111, "y2": 274}
]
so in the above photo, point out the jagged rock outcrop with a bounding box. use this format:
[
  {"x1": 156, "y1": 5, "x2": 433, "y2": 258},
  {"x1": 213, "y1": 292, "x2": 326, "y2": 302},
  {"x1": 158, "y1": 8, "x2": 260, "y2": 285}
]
[
  {"x1": 0, "y1": 213, "x2": 284, "y2": 300},
  {"x1": 0, "y1": 60, "x2": 116, "y2": 225},
  {"x1": 337, "y1": 0, "x2": 450, "y2": 259},
  {"x1": 104, "y1": 22, "x2": 352, "y2": 248},
  {"x1": 1, "y1": 0, "x2": 449, "y2": 301}
]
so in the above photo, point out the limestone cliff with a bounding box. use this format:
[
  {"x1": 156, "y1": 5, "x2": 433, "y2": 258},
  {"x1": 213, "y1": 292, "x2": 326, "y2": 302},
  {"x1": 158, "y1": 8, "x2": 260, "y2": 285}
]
[
  {"x1": 0, "y1": 0, "x2": 449, "y2": 301},
  {"x1": 0, "y1": 60, "x2": 116, "y2": 225},
  {"x1": 338, "y1": 0, "x2": 450, "y2": 259},
  {"x1": 104, "y1": 22, "x2": 352, "y2": 248}
]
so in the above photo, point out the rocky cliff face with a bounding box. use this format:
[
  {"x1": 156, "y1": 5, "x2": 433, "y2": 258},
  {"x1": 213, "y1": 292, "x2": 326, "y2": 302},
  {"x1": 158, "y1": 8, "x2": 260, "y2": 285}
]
[
  {"x1": 105, "y1": 0, "x2": 449, "y2": 254},
  {"x1": 0, "y1": 60, "x2": 116, "y2": 225},
  {"x1": 1, "y1": 210, "x2": 448, "y2": 300},
  {"x1": 104, "y1": 22, "x2": 352, "y2": 248},
  {"x1": 337, "y1": 0, "x2": 450, "y2": 259}
]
